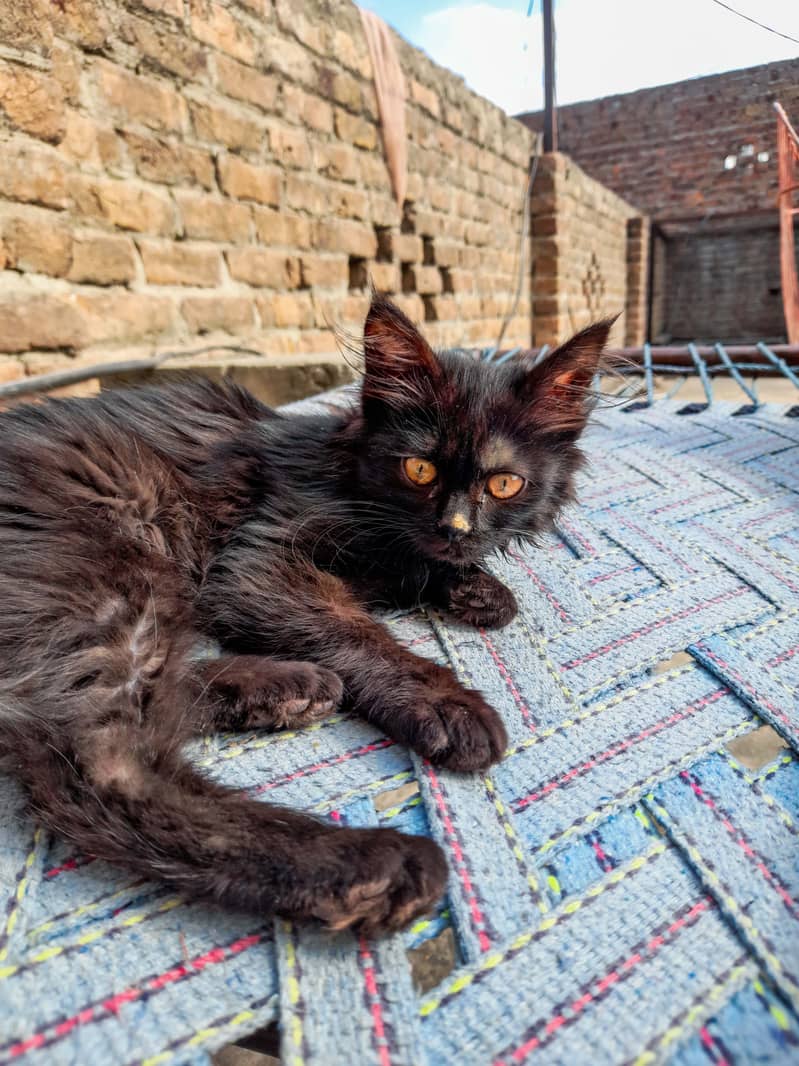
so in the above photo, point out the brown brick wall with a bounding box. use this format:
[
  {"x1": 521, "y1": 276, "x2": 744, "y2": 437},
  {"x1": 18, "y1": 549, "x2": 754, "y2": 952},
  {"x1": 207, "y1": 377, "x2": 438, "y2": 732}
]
[
  {"x1": 662, "y1": 221, "x2": 786, "y2": 344},
  {"x1": 0, "y1": 0, "x2": 536, "y2": 385},
  {"x1": 531, "y1": 153, "x2": 643, "y2": 348},
  {"x1": 521, "y1": 60, "x2": 799, "y2": 342},
  {"x1": 519, "y1": 59, "x2": 799, "y2": 222}
]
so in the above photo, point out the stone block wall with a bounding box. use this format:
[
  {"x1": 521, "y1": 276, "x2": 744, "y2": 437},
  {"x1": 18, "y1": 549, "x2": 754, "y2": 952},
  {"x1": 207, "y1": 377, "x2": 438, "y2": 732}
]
[
  {"x1": 0, "y1": 0, "x2": 535, "y2": 386},
  {"x1": 530, "y1": 153, "x2": 644, "y2": 348}
]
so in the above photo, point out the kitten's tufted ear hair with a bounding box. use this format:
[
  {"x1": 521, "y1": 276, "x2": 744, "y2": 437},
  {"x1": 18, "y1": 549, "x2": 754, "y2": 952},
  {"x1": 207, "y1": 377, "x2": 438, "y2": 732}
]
[
  {"x1": 362, "y1": 294, "x2": 442, "y2": 410},
  {"x1": 520, "y1": 317, "x2": 617, "y2": 436}
]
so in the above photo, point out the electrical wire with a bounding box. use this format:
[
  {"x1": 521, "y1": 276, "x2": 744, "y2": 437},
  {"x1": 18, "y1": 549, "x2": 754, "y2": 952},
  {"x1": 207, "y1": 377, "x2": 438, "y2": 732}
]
[{"x1": 707, "y1": 0, "x2": 799, "y2": 46}]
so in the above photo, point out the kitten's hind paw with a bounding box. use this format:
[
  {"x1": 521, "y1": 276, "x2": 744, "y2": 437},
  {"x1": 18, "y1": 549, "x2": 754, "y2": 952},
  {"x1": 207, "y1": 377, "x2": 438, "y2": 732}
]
[
  {"x1": 444, "y1": 568, "x2": 518, "y2": 629},
  {"x1": 201, "y1": 656, "x2": 343, "y2": 732},
  {"x1": 307, "y1": 829, "x2": 447, "y2": 935}
]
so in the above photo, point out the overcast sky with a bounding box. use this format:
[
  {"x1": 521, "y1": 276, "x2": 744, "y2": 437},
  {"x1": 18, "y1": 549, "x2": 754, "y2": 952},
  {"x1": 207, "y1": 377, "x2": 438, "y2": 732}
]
[{"x1": 362, "y1": 0, "x2": 799, "y2": 115}]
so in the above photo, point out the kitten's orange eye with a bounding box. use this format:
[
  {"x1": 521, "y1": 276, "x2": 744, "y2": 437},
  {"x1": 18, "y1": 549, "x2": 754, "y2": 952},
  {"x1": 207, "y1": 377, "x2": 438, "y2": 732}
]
[
  {"x1": 487, "y1": 472, "x2": 524, "y2": 499},
  {"x1": 403, "y1": 457, "x2": 437, "y2": 486}
]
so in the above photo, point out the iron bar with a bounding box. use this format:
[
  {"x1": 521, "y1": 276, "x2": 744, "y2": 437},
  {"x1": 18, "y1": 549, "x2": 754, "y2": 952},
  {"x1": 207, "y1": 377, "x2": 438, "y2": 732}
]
[
  {"x1": 687, "y1": 343, "x2": 714, "y2": 406},
  {"x1": 714, "y1": 343, "x2": 759, "y2": 404}
]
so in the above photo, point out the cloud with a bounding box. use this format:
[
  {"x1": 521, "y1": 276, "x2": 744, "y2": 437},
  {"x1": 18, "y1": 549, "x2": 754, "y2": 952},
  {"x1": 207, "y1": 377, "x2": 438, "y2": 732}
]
[{"x1": 415, "y1": 0, "x2": 799, "y2": 115}]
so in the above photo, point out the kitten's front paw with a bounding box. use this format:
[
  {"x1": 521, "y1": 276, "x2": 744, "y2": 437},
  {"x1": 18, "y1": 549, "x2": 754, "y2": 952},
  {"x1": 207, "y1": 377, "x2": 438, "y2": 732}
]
[
  {"x1": 308, "y1": 829, "x2": 447, "y2": 934},
  {"x1": 445, "y1": 568, "x2": 518, "y2": 629},
  {"x1": 396, "y1": 661, "x2": 507, "y2": 772}
]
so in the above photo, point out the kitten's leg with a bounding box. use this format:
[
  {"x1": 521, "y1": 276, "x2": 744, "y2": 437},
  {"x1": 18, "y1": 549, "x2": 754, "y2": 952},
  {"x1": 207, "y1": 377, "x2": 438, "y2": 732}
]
[
  {"x1": 192, "y1": 655, "x2": 343, "y2": 733},
  {"x1": 427, "y1": 565, "x2": 518, "y2": 629},
  {"x1": 201, "y1": 555, "x2": 507, "y2": 771},
  {"x1": 23, "y1": 729, "x2": 446, "y2": 933}
]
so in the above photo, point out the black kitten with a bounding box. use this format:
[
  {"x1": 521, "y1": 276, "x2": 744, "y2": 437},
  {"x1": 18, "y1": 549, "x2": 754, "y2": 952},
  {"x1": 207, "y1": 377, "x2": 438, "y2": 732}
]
[{"x1": 0, "y1": 296, "x2": 611, "y2": 933}]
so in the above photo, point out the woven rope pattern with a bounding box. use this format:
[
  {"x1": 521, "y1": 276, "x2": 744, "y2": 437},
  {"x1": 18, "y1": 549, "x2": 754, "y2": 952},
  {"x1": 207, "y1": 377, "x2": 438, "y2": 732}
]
[{"x1": 1, "y1": 396, "x2": 798, "y2": 1065}]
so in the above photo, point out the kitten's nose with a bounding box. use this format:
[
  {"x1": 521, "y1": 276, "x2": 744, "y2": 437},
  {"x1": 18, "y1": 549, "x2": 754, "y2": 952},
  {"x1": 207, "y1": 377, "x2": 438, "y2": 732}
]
[{"x1": 439, "y1": 511, "x2": 471, "y2": 542}]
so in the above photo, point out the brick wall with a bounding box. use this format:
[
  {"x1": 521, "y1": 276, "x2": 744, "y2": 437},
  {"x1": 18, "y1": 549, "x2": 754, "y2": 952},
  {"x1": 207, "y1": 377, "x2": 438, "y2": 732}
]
[
  {"x1": 531, "y1": 153, "x2": 643, "y2": 348},
  {"x1": 519, "y1": 59, "x2": 799, "y2": 222},
  {"x1": 0, "y1": 0, "x2": 536, "y2": 386},
  {"x1": 662, "y1": 221, "x2": 785, "y2": 343},
  {"x1": 520, "y1": 60, "x2": 799, "y2": 343}
]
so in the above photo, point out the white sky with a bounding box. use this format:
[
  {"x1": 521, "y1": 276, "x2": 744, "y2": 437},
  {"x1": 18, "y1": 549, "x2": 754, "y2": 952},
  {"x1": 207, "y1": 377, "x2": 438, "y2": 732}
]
[{"x1": 408, "y1": 0, "x2": 799, "y2": 115}]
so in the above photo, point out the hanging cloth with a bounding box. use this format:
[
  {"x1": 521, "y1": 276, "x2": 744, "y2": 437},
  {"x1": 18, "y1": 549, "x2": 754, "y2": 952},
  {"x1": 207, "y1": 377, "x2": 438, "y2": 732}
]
[{"x1": 359, "y1": 8, "x2": 408, "y2": 207}]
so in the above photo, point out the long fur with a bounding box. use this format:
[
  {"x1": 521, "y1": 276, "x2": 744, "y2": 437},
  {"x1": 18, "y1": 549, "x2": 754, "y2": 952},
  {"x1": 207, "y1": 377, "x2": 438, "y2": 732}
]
[{"x1": 0, "y1": 297, "x2": 610, "y2": 933}]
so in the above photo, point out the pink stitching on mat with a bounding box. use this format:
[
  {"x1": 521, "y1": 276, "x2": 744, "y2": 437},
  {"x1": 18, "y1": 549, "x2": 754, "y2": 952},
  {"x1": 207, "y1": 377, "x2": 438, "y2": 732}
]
[
  {"x1": 358, "y1": 936, "x2": 392, "y2": 1066},
  {"x1": 695, "y1": 644, "x2": 791, "y2": 727},
  {"x1": 493, "y1": 898, "x2": 713, "y2": 1064},
  {"x1": 561, "y1": 587, "x2": 747, "y2": 671},
  {"x1": 512, "y1": 689, "x2": 727, "y2": 812},
  {"x1": 480, "y1": 629, "x2": 535, "y2": 729},
  {"x1": 426, "y1": 766, "x2": 492, "y2": 951},
  {"x1": 682, "y1": 772, "x2": 799, "y2": 918}
]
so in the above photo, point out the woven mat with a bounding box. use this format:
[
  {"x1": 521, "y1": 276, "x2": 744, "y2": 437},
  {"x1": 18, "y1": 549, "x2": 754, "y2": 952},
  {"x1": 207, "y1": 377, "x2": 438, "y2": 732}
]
[{"x1": 1, "y1": 396, "x2": 798, "y2": 1065}]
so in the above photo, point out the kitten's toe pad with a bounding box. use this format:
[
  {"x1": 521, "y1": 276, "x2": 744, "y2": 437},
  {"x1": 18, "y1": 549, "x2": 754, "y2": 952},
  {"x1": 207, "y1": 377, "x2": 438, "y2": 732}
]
[
  {"x1": 447, "y1": 571, "x2": 518, "y2": 629},
  {"x1": 426, "y1": 690, "x2": 507, "y2": 772},
  {"x1": 263, "y1": 663, "x2": 344, "y2": 726},
  {"x1": 309, "y1": 830, "x2": 447, "y2": 934},
  {"x1": 395, "y1": 664, "x2": 508, "y2": 772},
  {"x1": 227, "y1": 660, "x2": 344, "y2": 728}
]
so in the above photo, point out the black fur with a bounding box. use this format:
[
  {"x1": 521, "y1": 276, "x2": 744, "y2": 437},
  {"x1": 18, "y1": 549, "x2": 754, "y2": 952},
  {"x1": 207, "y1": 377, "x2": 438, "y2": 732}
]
[{"x1": 0, "y1": 296, "x2": 611, "y2": 933}]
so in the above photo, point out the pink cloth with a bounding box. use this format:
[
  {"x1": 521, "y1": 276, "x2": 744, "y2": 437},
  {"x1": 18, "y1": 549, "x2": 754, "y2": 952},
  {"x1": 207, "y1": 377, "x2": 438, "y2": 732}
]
[{"x1": 359, "y1": 8, "x2": 408, "y2": 207}]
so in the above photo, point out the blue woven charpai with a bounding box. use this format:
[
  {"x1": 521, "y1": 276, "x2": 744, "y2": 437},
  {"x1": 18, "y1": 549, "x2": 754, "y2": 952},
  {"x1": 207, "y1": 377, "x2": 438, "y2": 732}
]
[{"x1": 1, "y1": 396, "x2": 797, "y2": 1065}]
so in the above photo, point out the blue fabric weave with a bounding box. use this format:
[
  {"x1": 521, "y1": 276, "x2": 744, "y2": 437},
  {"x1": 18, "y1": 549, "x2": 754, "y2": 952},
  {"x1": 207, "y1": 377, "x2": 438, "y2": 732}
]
[{"x1": 1, "y1": 393, "x2": 797, "y2": 1065}]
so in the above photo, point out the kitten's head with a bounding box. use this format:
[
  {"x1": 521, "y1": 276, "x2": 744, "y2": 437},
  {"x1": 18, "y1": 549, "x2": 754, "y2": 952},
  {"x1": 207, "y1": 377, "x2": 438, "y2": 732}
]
[{"x1": 353, "y1": 295, "x2": 614, "y2": 567}]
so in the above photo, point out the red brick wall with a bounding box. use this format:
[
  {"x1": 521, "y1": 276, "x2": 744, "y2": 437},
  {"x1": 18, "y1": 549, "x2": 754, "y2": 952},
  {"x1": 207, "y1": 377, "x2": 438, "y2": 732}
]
[{"x1": 519, "y1": 59, "x2": 799, "y2": 222}]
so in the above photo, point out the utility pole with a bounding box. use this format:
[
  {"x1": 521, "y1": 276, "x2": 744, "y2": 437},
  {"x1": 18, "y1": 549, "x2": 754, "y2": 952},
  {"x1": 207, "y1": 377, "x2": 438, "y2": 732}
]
[{"x1": 542, "y1": 0, "x2": 557, "y2": 151}]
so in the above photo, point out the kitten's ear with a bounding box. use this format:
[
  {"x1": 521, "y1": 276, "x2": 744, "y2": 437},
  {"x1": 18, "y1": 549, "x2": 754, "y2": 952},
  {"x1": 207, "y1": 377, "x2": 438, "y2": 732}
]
[
  {"x1": 362, "y1": 294, "x2": 441, "y2": 409},
  {"x1": 520, "y1": 317, "x2": 617, "y2": 435}
]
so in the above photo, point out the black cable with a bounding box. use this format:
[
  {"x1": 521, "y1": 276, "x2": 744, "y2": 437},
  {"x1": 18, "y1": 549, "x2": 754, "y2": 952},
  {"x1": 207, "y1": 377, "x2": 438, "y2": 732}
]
[{"x1": 707, "y1": 0, "x2": 799, "y2": 46}]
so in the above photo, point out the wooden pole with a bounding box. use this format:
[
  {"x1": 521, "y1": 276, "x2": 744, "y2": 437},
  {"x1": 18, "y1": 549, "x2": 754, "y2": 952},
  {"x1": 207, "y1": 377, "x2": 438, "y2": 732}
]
[{"x1": 542, "y1": 0, "x2": 557, "y2": 151}]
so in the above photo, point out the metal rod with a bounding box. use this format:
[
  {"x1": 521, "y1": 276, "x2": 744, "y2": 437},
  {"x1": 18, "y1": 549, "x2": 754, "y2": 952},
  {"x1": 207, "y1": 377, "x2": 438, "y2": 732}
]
[
  {"x1": 713, "y1": 343, "x2": 759, "y2": 404},
  {"x1": 643, "y1": 342, "x2": 654, "y2": 405},
  {"x1": 757, "y1": 342, "x2": 799, "y2": 389},
  {"x1": 542, "y1": 0, "x2": 557, "y2": 152},
  {"x1": 687, "y1": 343, "x2": 713, "y2": 406},
  {"x1": 0, "y1": 344, "x2": 270, "y2": 401},
  {"x1": 614, "y1": 344, "x2": 799, "y2": 366}
]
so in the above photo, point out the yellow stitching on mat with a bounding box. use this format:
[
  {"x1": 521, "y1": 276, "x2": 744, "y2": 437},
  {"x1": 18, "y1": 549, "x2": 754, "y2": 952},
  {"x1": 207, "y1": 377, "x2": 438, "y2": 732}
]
[
  {"x1": 753, "y1": 977, "x2": 795, "y2": 1032},
  {"x1": 532, "y1": 722, "x2": 752, "y2": 858},
  {"x1": 722, "y1": 753, "x2": 797, "y2": 835},
  {"x1": 484, "y1": 776, "x2": 548, "y2": 913},
  {"x1": 632, "y1": 961, "x2": 753, "y2": 1066},
  {"x1": 515, "y1": 615, "x2": 574, "y2": 702},
  {"x1": 139, "y1": 1008, "x2": 261, "y2": 1066},
  {"x1": 419, "y1": 841, "x2": 667, "y2": 1018},
  {"x1": 28, "y1": 879, "x2": 152, "y2": 941},
  {"x1": 506, "y1": 663, "x2": 695, "y2": 759},
  {"x1": 310, "y1": 770, "x2": 414, "y2": 815},
  {"x1": 198, "y1": 714, "x2": 347, "y2": 767},
  {"x1": 278, "y1": 920, "x2": 305, "y2": 1066},
  {"x1": 646, "y1": 796, "x2": 799, "y2": 1010},
  {"x1": 0, "y1": 827, "x2": 43, "y2": 963},
  {"x1": 543, "y1": 572, "x2": 721, "y2": 640},
  {"x1": 0, "y1": 896, "x2": 184, "y2": 981}
]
